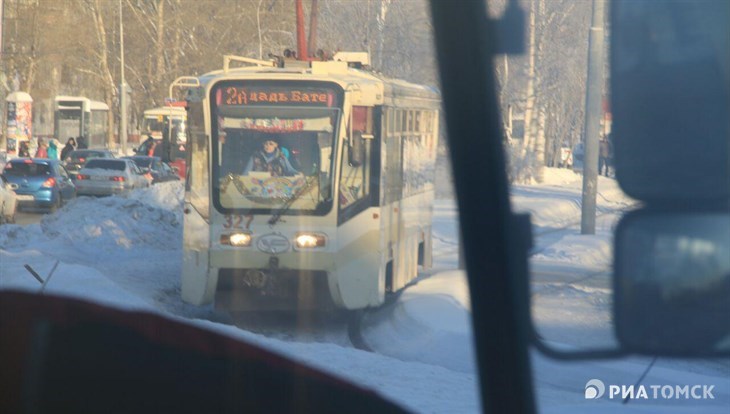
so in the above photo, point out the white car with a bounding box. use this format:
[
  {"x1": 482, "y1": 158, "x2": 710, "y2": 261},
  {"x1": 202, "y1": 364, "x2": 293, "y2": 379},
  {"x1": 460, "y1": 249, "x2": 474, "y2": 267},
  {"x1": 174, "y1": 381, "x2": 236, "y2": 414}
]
[
  {"x1": 0, "y1": 174, "x2": 18, "y2": 224},
  {"x1": 75, "y1": 159, "x2": 151, "y2": 196}
]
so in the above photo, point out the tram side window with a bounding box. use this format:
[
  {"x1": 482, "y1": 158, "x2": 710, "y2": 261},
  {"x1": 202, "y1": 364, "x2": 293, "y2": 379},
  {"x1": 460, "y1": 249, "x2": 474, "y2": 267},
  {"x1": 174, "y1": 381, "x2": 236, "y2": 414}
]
[
  {"x1": 339, "y1": 134, "x2": 371, "y2": 211},
  {"x1": 402, "y1": 110, "x2": 434, "y2": 198},
  {"x1": 384, "y1": 110, "x2": 404, "y2": 205},
  {"x1": 187, "y1": 103, "x2": 209, "y2": 218}
]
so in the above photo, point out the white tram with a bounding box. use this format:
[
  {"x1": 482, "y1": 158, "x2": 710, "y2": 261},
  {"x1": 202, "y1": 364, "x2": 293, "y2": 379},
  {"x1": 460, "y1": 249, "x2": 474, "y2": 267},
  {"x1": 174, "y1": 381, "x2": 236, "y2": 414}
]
[
  {"x1": 180, "y1": 53, "x2": 440, "y2": 312},
  {"x1": 54, "y1": 96, "x2": 109, "y2": 148}
]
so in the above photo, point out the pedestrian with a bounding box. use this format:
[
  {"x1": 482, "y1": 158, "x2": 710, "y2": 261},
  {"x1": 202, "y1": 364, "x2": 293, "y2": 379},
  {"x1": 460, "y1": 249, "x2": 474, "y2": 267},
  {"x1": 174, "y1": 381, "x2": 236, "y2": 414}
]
[
  {"x1": 77, "y1": 135, "x2": 88, "y2": 149},
  {"x1": 599, "y1": 137, "x2": 611, "y2": 177},
  {"x1": 35, "y1": 138, "x2": 48, "y2": 158},
  {"x1": 159, "y1": 133, "x2": 172, "y2": 162},
  {"x1": 48, "y1": 139, "x2": 59, "y2": 160},
  {"x1": 138, "y1": 135, "x2": 156, "y2": 157},
  {"x1": 18, "y1": 141, "x2": 30, "y2": 158},
  {"x1": 61, "y1": 137, "x2": 77, "y2": 161}
]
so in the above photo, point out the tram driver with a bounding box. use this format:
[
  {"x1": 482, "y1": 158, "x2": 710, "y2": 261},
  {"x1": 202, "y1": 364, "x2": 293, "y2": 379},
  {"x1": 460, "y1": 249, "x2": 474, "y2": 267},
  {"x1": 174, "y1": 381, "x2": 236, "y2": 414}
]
[{"x1": 243, "y1": 138, "x2": 299, "y2": 177}]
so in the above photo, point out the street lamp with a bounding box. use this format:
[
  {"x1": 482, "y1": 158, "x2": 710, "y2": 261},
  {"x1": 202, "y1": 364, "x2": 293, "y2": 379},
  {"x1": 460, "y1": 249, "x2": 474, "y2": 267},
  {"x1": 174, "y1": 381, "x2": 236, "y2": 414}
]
[{"x1": 119, "y1": 0, "x2": 127, "y2": 154}]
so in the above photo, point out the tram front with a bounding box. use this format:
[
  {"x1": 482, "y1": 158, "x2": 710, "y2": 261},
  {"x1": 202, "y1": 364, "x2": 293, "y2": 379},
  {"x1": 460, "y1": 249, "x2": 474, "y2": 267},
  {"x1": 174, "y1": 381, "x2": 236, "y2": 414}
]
[{"x1": 182, "y1": 79, "x2": 350, "y2": 312}]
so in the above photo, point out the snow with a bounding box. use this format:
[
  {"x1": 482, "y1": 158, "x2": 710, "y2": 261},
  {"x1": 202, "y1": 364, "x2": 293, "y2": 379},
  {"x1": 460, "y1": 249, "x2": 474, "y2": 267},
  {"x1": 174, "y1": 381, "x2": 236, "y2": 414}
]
[{"x1": 1, "y1": 168, "x2": 728, "y2": 413}]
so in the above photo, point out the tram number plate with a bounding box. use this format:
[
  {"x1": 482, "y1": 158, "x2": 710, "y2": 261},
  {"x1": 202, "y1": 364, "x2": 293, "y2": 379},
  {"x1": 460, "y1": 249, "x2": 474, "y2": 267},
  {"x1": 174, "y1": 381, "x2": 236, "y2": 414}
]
[{"x1": 223, "y1": 214, "x2": 244, "y2": 229}]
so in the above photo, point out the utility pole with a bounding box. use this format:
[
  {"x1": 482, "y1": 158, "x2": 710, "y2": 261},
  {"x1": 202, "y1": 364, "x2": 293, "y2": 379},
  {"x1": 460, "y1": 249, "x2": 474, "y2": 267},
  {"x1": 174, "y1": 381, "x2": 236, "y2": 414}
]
[
  {"x1": 307, "y1": 0, "x2": 318, "y2": 57},
  {"x1": 580, "y1": 0, "x2": 606, "y2": 235},
  {"x1": 119, "y1": 0, "x2": 127, "y2": 154},
  {"x1": 295, "y1": 0, "x2": 307, "y2": 60}
]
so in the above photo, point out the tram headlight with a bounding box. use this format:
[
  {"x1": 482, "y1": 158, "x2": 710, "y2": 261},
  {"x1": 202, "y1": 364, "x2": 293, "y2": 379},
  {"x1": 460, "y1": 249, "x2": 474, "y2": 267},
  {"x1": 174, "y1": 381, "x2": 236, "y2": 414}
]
[
  {"x1": 294, "y1": 233, "x2": 327, "y2": 249},
  {"x1": 221, "y1": 232, "x2": 252, "y2": 247}
]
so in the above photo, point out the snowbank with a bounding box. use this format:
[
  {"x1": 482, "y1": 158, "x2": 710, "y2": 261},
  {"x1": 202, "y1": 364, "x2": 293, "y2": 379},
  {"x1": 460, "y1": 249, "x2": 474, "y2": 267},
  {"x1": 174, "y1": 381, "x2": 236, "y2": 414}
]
[
  {"x1": 1, "y1": 171, "x2": 728, "y2": 413},
  {"x1": 362, "y1": 270, "x2": 477, "y2": 374}
]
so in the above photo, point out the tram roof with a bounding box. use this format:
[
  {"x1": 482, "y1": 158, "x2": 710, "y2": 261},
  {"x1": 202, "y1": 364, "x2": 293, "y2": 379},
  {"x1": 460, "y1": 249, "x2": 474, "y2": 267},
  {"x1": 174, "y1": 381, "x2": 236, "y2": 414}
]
[
  {"x1": 191, "y1": 61, "x2": 439, "y2": 106},
  {"x1": 54, "y1": 96, "x2": 109, "y2": 111},
  {"x1": 144, "y1": 106, "x2": 187, "y2": 117}
]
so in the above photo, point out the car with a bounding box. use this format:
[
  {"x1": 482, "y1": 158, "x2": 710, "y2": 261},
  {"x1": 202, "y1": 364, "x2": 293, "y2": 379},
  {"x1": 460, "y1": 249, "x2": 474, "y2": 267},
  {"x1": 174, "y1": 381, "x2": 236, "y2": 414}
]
[
  {"x1": 75, "y1": 158, "x2": 151, "y2": 196},
  {"x1": 63, "y1": 149, "x2": 116, "y2": 180},
  {"x1": 0, "y1": 174, "x2": 18, "y2": 224},
  {"x1": 1, "y1": 158, "x2": 76, "y2": 212},
  {"x1": 121, "y1": 156, "x2": 180, "y2": 184}
]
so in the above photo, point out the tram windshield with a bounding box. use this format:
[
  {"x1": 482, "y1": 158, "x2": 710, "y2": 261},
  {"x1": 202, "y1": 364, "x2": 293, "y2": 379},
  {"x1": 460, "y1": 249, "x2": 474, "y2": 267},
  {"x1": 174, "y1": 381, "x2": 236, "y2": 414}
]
[
  {"x1": 211, "y1": 104, "x2": 340, "y2": 213},
  {"x1": 56, "y1": 108, "x2": 82, "y2": 140},
  {"x1": 142, "y1": 116, "x2": 186, "y2": 141}
]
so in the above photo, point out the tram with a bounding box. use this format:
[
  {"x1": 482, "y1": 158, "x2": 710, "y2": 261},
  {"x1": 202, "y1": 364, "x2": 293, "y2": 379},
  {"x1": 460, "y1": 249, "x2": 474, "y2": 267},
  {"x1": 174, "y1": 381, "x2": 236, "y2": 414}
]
[
  {"x1": 142, "y1": 105, "x2": 187, "y2": 141},
  {"x1": 180, "y1": 53, "x2": 440, "y2": 312},
  {"x1": 54, "y1": 96, "x2": 109, "y2": 148},
  {"x1": 141, "y1": 105, "x2": 188, "y2": 178}
]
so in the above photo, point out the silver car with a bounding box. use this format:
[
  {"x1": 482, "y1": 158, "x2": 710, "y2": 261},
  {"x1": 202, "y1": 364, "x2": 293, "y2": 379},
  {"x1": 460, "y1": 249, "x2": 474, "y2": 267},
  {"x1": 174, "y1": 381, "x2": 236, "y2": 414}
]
[{"x1": 75, "y1": 159, "x2": 151, "y2": 196}]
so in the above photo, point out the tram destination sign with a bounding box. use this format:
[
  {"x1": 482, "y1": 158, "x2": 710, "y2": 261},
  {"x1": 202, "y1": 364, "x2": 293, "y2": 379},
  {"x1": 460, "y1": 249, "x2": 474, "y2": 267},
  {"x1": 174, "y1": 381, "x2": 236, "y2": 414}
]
[{"x1": 220, "y1": 84, "x2": 338, "y2": 107}]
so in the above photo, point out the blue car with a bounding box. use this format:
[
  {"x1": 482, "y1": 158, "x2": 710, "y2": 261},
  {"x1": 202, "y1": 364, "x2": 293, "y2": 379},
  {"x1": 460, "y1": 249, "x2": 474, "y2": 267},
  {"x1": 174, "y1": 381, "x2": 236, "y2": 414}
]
[{"x1": 1, "y1": 158, "x2": 76, "y2": 212}]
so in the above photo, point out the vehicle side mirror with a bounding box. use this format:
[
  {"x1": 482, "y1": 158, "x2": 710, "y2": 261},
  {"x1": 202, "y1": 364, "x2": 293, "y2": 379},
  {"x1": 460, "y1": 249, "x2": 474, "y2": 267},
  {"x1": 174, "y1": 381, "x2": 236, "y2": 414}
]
[
  {"x1": 614, "y1": 209, "x2": 730, "y2": 356},
  {"x1": 611, "y1": 0, "x2": 730, "y2": 201}
]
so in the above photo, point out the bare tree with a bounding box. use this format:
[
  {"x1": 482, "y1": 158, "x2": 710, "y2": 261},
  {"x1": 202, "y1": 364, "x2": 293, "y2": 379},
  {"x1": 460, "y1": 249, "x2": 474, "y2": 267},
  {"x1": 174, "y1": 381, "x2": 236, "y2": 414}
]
[{"x1": 79, "y1": 0, "x2": 118, "y2": 146}]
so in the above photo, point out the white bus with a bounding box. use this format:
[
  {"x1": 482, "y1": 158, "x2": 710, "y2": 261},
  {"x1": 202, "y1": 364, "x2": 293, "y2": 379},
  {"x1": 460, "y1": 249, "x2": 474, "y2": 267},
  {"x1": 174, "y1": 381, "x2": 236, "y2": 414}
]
[
  {"x1": 54, "y1": 96, "x2": 109, "y2": 148},
  {"x1": 180, "y1": 53, "x2": 440, "y2": 313}
]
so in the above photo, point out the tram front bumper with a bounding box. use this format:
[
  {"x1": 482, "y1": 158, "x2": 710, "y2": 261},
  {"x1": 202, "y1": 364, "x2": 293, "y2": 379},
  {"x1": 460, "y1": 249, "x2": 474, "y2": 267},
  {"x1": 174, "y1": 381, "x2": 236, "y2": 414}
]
[
  {"x1": 209, "y1": 249, "x2": 336, "y2": 272},
  {"x1": 210, "y1": 249, "x2": 341, "y2": 311}
]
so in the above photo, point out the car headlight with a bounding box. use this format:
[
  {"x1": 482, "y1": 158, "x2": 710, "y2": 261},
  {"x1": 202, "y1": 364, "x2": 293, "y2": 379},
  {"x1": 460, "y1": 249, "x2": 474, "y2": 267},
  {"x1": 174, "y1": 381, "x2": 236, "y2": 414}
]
[
  {"x1": 294, "y1": 233, "x2": 327, "y2": 249},
  {"x1": 220, "y1": 232, "x2": 252, "y2": 247}
]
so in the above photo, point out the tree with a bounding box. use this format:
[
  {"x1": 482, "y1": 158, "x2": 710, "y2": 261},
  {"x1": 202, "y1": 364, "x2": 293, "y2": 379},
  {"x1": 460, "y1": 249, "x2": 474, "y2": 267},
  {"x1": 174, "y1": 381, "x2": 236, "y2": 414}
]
[
  {"x1": 80, "y1": 0, "x2": 118, "y2": 147},
  {"x1": 494, "y1": 0, "x2": 590, "y2": 183}
]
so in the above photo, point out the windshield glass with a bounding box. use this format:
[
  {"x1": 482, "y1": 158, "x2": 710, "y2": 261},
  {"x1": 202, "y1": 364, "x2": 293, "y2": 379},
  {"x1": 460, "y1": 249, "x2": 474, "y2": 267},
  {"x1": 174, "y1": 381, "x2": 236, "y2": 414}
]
[
  {"x1": 2, "y1": 2, "x2": 727, "y2": 414},
  {"x1": 56, "y1": 109, "x2": 81, "y2": 140},
  {"x1": 69, "y1": 151, "x2": 107, "y2": 161},
  {"x1": 210, "y1": 82, "x2": 341, "y2": 214},
  {"x1": 126, "y1": 158, "x2": 152, "y2": 168},
  {"x1": 84, "y1": 160, "x2": 126, "y2": 171},
  {"x1": 142, "y1": 116, "x2": 186, "y2": 141},
  {"x1": 4, "y1": 162, "x2": 51, "y2": 176}
]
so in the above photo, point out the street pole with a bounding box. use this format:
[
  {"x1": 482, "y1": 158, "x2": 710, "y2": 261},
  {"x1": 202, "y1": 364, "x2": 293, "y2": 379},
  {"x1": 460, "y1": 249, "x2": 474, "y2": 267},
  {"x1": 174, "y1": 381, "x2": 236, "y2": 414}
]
[
  {"x1": 580, "y1": 0, "x2": 606, "y2": 235},
  {"x1": 119, "y1": 0, "x2": 127, "y2": 155}
]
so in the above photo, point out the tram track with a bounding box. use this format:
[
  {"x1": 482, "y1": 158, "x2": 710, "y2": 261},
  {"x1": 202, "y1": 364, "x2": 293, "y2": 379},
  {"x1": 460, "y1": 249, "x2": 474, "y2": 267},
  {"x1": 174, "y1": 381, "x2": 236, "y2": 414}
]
[
  {"x1": 222, "y1": 308, "x2": 375, "y2": 352},
  {"x1": 347, "y1": 310, "x2": 373, "y2": 352},
  {"x1": 532, "y1": 202, "x2": 636, "y2": 238}
]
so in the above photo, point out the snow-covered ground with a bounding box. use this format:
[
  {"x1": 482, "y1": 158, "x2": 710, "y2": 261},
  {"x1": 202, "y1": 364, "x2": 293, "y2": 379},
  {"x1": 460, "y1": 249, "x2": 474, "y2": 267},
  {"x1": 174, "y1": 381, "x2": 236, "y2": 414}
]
[{"x1": 1, "y1": 169, "x2": 728, "y2": 413}]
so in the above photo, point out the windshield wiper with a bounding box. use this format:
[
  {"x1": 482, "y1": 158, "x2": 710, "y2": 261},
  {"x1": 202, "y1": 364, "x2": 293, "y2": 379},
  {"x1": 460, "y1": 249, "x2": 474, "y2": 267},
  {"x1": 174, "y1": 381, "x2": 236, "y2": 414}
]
[{"x1": 268, "y1": 175, "x2": 319, "y2": 226}]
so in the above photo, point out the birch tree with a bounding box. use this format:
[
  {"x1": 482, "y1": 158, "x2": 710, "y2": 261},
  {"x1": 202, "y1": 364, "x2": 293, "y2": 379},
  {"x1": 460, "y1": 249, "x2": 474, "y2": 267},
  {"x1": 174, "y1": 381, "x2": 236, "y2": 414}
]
[{"x1": 80, "y1": 0, "x2": 117, "y2": 146}]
